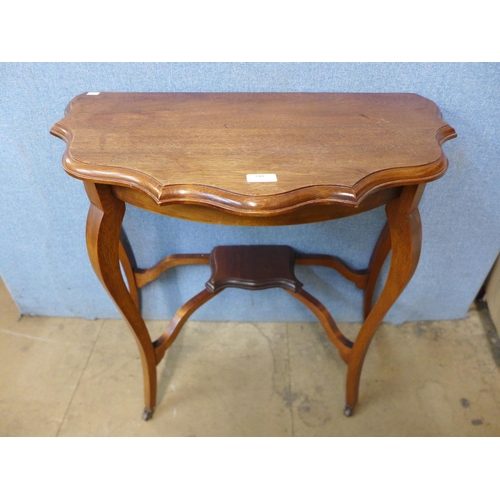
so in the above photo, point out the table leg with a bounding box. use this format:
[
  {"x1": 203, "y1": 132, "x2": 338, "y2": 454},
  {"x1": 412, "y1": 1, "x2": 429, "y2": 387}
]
[
  {"x1": 363, "y1": 223, "x2": 390, "y2": 320},
  {"x1": 119, "y1": 235, "x2": 139, "y2": 309},
  {"x1": 345, "y1": 184, "x2": 424, "y2": 415},
  {"x1": 84, "y1": 182, "x2": 157, "y2": 420}
]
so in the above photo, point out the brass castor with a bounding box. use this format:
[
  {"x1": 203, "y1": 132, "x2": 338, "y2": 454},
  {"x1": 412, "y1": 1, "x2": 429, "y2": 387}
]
[
  {"x1": 344, "y1": 405, "x2": 354, "y2": 417},
  {"x1": 142, "y1": 407, "x2": 154, "y2": 421}
]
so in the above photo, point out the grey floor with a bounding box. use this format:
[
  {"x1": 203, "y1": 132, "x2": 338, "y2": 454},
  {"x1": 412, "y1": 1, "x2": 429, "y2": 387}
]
[{"x1": 1, "y1": 277, "x2": 499, "y2": 437}]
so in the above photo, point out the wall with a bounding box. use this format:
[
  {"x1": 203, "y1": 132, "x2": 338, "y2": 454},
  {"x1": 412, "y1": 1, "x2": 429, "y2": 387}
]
[{"x1": 1, "y1": 62, "x2": 499, "y2": 323}]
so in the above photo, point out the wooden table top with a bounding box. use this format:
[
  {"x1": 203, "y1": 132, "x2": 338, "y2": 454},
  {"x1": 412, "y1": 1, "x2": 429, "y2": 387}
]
[{"x1": 51, "y1": 92, "x2": 456, "y2": 215}]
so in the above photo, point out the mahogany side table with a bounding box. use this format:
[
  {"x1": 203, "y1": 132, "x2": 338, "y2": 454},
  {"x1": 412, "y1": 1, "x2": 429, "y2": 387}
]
[{"x1": 51, "y1": 92, "x2": 456, "y2": 420}]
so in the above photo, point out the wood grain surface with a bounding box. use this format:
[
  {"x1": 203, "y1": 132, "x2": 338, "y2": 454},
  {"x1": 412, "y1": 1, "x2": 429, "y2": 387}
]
[{"x1": 51, "y1": 93, "x2": 456, "y2": 216}]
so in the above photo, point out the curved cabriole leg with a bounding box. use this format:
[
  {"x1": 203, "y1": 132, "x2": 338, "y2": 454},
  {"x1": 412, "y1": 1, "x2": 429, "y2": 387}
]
[
  {"x1": 346, "y1": 184, "x2": 424, "y2": 415},
  {"x1": 84, "y1": 182, "x2": 157, "y2": 420},
  {"x1": 363, "y1": 223, "x2": 391, "y2": 319},
  {"x1": 119, "y1": 236, "x2": 140, "y2": 309}
]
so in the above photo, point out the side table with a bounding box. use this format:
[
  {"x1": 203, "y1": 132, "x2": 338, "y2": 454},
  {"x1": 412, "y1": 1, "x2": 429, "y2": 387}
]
[{"x1": 51, "y1": 92, "x2": 456, "y2": 420}]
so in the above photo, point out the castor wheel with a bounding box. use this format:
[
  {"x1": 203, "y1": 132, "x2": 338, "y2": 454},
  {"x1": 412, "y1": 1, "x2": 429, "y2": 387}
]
[
  {"x1": 142, "y1": 407, "x2": 154, "y2": 421},
  {"x1": 343, "y1": 405, "x2": 354, "y2": 417}
]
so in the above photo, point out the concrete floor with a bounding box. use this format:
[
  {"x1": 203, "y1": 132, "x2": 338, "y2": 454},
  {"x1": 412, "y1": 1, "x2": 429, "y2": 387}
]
[{"x1": 1, "y1": 277, "x2": 500, "y2": 436}]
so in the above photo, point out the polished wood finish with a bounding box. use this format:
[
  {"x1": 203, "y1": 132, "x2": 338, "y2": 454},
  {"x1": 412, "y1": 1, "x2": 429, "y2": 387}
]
[
  {"x1": 207, "y1": 245, "x2": 302, "y2": 293},
  {"x1": 153, "y1": 289, "x2": 215, "y2": 364},
  {"x1": 84, "y1": 182, "x2": 157, "y2": 416},
  {"x1": 51, "y1": 92, "x2": 456, "y2": 420},
  {"x1": 112, "y1": 183, "x2": 402, "y2": 226},
  {"x1": 346, "y1": 184, "x2": 424, "y2": 413},
  {"x1": 363, "y1": 223, "x2": 391, "y2": 319},
  {"x1": 51, "y1": 92, "x2": 455, "y2": 216},
  {"x1": 119, "y1": 239, "x2": 139, "y2": 308},
  {"x1": 135, "y1": 254, "x2": 210, "y2": 289},
  {"x1": 296, "y1": 254, "x2": 369, "y2": 290},
  {"x1": 286, "y1": 289, "x2": 353, "y2": 364},
  {"x1": 207, "y1": 245, "x2": 354, "y2": 364}
]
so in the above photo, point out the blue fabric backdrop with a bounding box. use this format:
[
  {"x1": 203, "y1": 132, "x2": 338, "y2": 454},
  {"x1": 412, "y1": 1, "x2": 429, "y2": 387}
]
[{"x1": 1, "y1": 63, "x2": 499, "y2": 323}]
